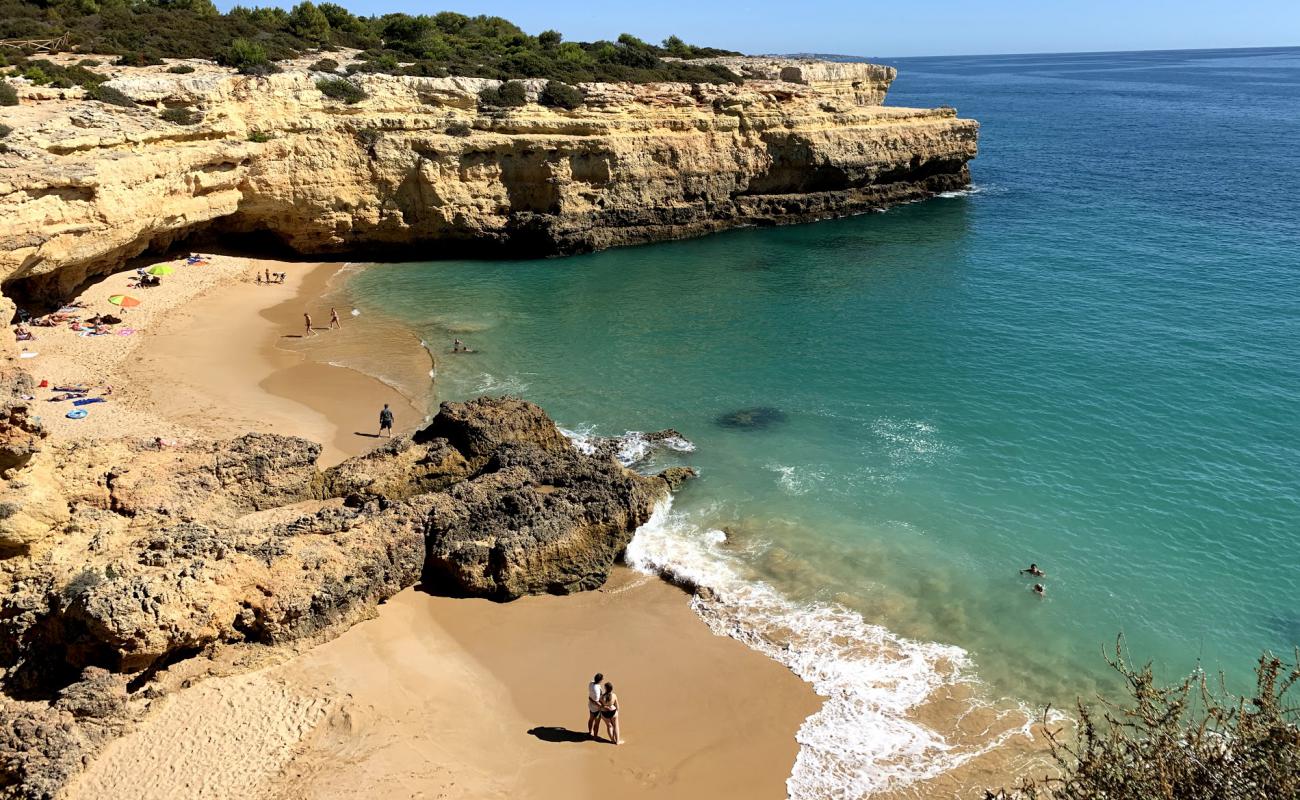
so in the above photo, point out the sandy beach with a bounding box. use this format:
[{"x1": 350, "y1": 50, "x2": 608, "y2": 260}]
[
  {"x1": 66, "y1": 571, "x2": 818, "y2": 800},
  {"x1": 14, "y1": 254, "x2": 823, "y2": 799}
]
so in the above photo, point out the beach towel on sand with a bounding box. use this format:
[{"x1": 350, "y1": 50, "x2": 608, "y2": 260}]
[{"x1": 72, "y1": 398, "x2": 106, "y2": 407}]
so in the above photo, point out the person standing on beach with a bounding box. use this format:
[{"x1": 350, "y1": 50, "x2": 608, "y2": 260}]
[
  {"x1": 265, "y1": 269, "x2": 271, "y2": 284},
  {"x1": 600, "y1": 682, "x2": 622, "y2": 745},
  {"x1": 587, "y1": 673, "x2": 604, "y2": 739},
  {"x1": 379, "y1": 403, "x2": 394, "y2": 438},
  {"x1": 304, "y1": 312, "x2": 314, "y2": 337},
  {"x1": 330, "y1": 308, "x2": 341, "y2": 329}
]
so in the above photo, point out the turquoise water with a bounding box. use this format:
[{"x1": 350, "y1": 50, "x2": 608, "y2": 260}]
[{"x1": 340, "y1": 47, "x2": 1300, "y2": 792}]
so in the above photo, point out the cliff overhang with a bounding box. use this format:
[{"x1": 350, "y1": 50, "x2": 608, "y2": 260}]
[{"x1": 0, "y1": 56, "x2": 977, "y2": 307}]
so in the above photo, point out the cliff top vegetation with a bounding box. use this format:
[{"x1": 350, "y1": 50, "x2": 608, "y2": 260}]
[{"x1": 0, "y1": 0, "x2": 743, "y2": 83}]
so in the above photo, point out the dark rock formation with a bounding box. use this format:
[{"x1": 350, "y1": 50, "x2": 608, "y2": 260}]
[{"x1": 716, "y1": 406, "x2": 787, "y2": 429}]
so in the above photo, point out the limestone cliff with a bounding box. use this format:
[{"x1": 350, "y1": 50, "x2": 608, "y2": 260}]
[{"x1": 0, "y1": 57, "x2": 977, "y2": 304}]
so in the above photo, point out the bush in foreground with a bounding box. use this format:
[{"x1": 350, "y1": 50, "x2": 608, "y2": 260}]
[
  {"x1": 987, "y1": 639, "x2": 1300, "y2": 800},
  {"x1": 316, "y1": 77, "x2": 366, "y2": 104},
  {"x1": 0, "y1": 82, "x2": 18, "y2": 106}
]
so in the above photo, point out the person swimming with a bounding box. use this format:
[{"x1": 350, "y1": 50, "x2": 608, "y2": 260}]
[
  {"x1": 1020, "y1": 563, "x2": 1046, "y2": 577},
  {"x1": 1033, "y1": 583, "x2": 1046, "y2": 597}
]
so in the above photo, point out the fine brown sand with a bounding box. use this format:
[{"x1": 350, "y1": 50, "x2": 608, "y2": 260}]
[
  {"x1": 65, "y1": 571, "x2": 819, "y2": 800},
  {"x1": 123, "y1": 260, "x2": 423, "y2": 466},
  {"x1": 34, "y1": 256, "x2": 826, "y2": 799}
]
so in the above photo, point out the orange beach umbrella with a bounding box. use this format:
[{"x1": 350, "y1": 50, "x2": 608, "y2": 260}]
[{"x1": 108, "y1": 295, "x2": 141, "y2": 308}]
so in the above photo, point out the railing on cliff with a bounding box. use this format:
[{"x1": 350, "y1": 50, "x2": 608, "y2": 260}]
[{"x1": 0, "y1": 33, "x2": 71, "y2": 54}]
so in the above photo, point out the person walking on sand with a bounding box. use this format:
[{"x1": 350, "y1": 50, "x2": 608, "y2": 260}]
[
  {"x1": 587, "y1": 673, "x2": 605, "y2": 740},
  {"x1": 330, "y1": 307, "x2": 341, "y2": 329},
  {"x1": 304, "y1": 312, "x2": 314, "y2": 337},
  {"x1": 265, "y1": 269, "x2": 271, "y2": 284},
  {"x1": 379, "y1": 403, "x2": 394, "y2": 438},
  {"x1": 600, "y1": 682, "x2": 622, "y2": 745}
]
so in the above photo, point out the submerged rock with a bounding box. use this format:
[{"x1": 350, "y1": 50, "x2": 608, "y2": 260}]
[{"x1": 715, "y1": 407, "x2": 788, "y2": 430}]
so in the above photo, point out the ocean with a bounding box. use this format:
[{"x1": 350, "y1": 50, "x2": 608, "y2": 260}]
[{"x1": 321, "y1": 47, "x2": 1300, "y2": 796}]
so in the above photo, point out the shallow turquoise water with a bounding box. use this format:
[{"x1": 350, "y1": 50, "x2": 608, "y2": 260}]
[{"x1": 341, "y1": 46, "x2": 1300, "y2": 786}]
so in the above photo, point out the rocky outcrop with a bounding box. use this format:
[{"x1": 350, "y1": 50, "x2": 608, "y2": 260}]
[
  {"x1": 0, "y1": 57, "x2": 977, "y2": 304},
  {"x1": 0, "y1": 395, "x2": 686, "y2": 796},
  {"x1": 0, "y1": 369, "x2": 46, "y2": 478}
]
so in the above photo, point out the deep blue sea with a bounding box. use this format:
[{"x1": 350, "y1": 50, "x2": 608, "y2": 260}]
[{"x1": 330, "y1": 48, "x2": 1300, "y2": 796}]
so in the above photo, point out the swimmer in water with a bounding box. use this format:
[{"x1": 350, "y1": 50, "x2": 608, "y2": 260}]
[
  {"x1": 1033, "y1": 583, "x2": 1046, "y2": 597},
  {"x1": 1020, "y1": 563, "x2": 1045, "y2": 577}
]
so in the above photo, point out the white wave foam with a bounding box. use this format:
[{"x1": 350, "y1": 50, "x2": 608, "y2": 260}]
[
  {"x1": 473, "y1": 372, "x2": 530, "y2": 394},
  {"x1": 765, "y1": 463, "x2": 827, "y2": 495},
  {"x1": 936, "y1": 184, "x2": 986, "y2": 199},
  {"x1": 558, "y1": 427, "x2": 696, "y2": 467},
  {"x1": 626, "y1": 500, "x2": 1034, "y2": 798}
]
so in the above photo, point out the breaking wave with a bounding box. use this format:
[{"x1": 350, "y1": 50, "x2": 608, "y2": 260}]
[{"x1": 625, "y1": 500, "x2": 1037, "y2": 798}]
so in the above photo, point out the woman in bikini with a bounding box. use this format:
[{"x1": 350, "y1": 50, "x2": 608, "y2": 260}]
[{"x1": 600, "y1": 682, "x2": 622, "y2": 745}]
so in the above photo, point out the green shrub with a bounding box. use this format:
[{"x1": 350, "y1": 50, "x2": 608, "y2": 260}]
[
  {"x1": 310, "y1": 57, "x2": 339, "y2": 73},
  {"x1": 316, "y1": 76, "x2": 365, "y2": 104},
  {"x1": 539, "y1": 80, "x2": 583, "y2": 110},
  {"x1": 77, "y1": 59, "x2": 101, "y2": 67},
  {"x1": 0, "y1": 123, "x2": 11, "y2": 138},
  {"x1": 0, "y1": 82, "x2": 15, "y2": 106},
  {"x1": 20, "y1": 66, "x2": 50, "y2": 85},
  {"x1": 86, "y1": 83, "x2": 135, "y2": 107},
  {"x1": 479, "y1": 80, "x2": 527, "y2": 108},
  {"x1": 167, "y1": 64, "x2": 197, "y2": 74},
  {"x1": 220, "y1": 38, "x2": 271, "y2": 74},
  {"x1": 0, "y1": 3, "x2": 743, "y2": 85},
  {"x1": 161, "y1": 106, "x2": 201, "y2": 125},
  {"x1": 247, "y1": 130, "x2": 273, "y2": 143},
  {"x1": 987, "y1": 640, "x2": 1300, "y2": 800},
  {"x1": 114, "y1": 50, "x2": 163, "y2": 67}
]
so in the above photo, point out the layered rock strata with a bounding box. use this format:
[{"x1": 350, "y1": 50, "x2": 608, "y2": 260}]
[
  {"x1": 0, "y1": 395, "x2": 685, "y2": 796},
  {"x1": 0, "y1": 57, "x2": 977, "y2": 304}
]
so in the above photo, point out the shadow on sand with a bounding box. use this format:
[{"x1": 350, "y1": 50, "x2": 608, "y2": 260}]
[{"x1": 527, "y1": 726, "x2": 596, "y2": 744}]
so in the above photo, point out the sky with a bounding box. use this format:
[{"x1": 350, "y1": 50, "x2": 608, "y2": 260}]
[{"x1": 214, "y1": 0, "x2": 1300, "y2": 57}]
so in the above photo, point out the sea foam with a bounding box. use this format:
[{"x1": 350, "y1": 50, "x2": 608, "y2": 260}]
[{"x1": 626, "y1": 500, "x2": 1035, "y2": 798}]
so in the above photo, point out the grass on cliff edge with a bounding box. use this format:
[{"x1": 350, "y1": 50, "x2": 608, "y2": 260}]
[
  {"x1": 0, "y1": 0, "x2": 742, "y2": 84},
  {"x1": 986, "y1": 639, "x2": 1300, "y2": 800}
]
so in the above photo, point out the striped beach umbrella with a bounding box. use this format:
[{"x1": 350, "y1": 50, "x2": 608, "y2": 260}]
[{"x1": 108, "y1": 295, "x2": 141, "y2": 307}]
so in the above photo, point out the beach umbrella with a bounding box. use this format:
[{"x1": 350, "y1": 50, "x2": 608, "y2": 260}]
[
  {"x1": 148, "y1": 265, "x2": 174, "y2": 276},
  {"x1": 108, "y1": 295, "x2": 141, "y2": 308}
]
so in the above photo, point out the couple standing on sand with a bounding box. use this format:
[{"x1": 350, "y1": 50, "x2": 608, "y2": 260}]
[{"x1": 586, "y1": 673, "x2": 623, "y2": 745}]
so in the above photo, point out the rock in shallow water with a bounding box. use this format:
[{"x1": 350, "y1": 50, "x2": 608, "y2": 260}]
[{"x1": 715, "y1": 407, "x2": 788, "y2": 430}]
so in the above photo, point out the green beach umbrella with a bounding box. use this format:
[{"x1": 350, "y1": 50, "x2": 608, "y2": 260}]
[{"x1": 148, "y1": 265, "x2": 175, "y2": 276}]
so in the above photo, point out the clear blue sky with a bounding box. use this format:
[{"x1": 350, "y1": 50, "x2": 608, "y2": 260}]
[{"x1": 215, "y1": 0, "x2": 1300, "y2": 57}]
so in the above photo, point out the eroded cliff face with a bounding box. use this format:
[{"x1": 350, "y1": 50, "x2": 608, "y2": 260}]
[{"x1": 0, "y1": 57, "x2": 976, "y2": 303}]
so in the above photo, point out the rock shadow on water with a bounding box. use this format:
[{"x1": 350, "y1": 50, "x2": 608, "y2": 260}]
[{"x1": 715, "y1": 407, "x2": 787, "y2": 431}]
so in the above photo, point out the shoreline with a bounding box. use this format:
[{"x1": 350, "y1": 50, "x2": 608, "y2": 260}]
[{"x1": 23, "y1": 255, "x2": 826, "y2": 799}]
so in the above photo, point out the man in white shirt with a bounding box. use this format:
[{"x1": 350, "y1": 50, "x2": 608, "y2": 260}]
[{"x1": 587, "y1": 673, "x2": 605, "y2": 739}]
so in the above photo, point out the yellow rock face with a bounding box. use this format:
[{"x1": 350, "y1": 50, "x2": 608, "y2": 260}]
[{"x1": 0, "y1": 58, "x2": 977, "y2": 303}]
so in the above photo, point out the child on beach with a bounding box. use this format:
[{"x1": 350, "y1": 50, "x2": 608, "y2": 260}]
[{"x1": 330, "y1": 308, "x2": 341, "y2": 329}]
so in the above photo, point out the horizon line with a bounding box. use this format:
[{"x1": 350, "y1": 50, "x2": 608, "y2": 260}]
[{"x1": 778, "y1": 42, "x2": 1300, "y2": 62}]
